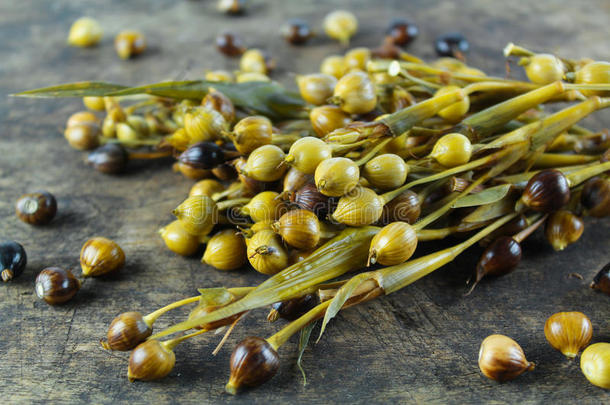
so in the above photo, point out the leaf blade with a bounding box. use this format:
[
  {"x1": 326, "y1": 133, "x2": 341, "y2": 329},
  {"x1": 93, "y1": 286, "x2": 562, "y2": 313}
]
[{"x1": 13, "y1": 82, "x2": 128, "y2": 97}]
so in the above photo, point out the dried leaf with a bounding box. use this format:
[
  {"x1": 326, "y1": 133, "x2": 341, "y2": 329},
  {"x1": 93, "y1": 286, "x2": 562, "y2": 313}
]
[
  {"x1": 452, "y1": 184, "x2": 512, "y2": 208},
  {"x1": 462, "y1": 194, "x2": 516, "y2": 223},
  {"x1": 317, "y1": 273, "x2": 373, "y2": 343},
  {"x1": 297, "y1": 321, "x2": 317, "y2": 386}
]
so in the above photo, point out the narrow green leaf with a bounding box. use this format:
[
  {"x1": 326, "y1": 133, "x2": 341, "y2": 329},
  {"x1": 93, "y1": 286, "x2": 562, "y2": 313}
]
[
  {"x1": 462, "y1": 195, "x2": 516, "y2": 223},
  {"x1": 297, "y1": 321, "x2": 317, "y2": 386},
  {"x1": 109, "y1": 80, "x2": 307, "y2": 119},
  {"x1": 317, "y1": 273, "x2": 373, "y2": 343},
  {"x1": 13, "y1": 82, "x2": 127, "y2": 97},
  {"x1": 452, "y1": 184, "x2": 512, "y2": 208}
]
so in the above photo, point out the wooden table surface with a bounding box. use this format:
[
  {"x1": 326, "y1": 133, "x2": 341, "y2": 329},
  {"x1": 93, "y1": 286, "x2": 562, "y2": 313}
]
[{"x1": 1, "y1": 0, "x2": 609, "y2": 403}]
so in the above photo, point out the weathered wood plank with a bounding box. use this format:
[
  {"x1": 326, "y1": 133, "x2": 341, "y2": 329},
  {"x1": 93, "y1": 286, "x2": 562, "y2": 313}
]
[{"x1": 0, "y1": 0, "x2": 608, "y2": 403}]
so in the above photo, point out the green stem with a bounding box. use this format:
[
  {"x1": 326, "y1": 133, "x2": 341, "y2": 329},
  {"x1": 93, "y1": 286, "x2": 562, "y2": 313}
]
[
  {"x1": 163, "y1": 329, "x2": 208, "y2": 351},
  {"x1": 217, "y1": 198, "x2": 250, "y2": 211},
  {"x1": 266, "y1": 300, "x2": 331, "y2": 350},
  {"x1": 566, "y1": 161, "x2": 610, "y2": 187},
  {"x1": 353, "y1": 138, "x2": 393, "y2": 166},
  {"x1": 143, "y1": 296, "x2": 200, "y2": 325}
]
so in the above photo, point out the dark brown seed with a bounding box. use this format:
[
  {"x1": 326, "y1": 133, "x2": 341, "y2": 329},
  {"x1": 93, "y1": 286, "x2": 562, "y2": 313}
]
[
  {"x1": 480, "y1": 215, "x2": 528, "y2": 247},
  {"x1": 590, "y1": 262, "x2": 610, "y2": 295},
  {"x1": 127, "y1": 340, "x2": 175, "y2": 382},
  {"x1": 476, "y1": 236, "x2": 522, "y2": 281},
  {"x1": 212, "y1": 162, "x2": 238, "y2": 181},
  {"x1": 35, "y1": 267, "x2": 80, "y2": 305},
  {"x1": 386, "y1": 18, "x2": 419, "y2": 46},
  {"x1": 178, "y1": 142, "x2": 226, "y2": 170},
  {"x1": 215, "y1": 31, "x2": 246, "y2": 57},
  {"x1": 270, "y1": 293, "x2": 319, "y2": 321},
  {"x1": 0, "y1": 241, "x2": 27, "y2": 282},
  {"x1": 581, "y1": 177, "x2": 610, "y2": 217},
  {"x1": 380, "y1": 190, "x2": 421, "y2": 225},
  {"x1": 87, "y1": 143, "x2": 128, "y2": 174},
  {"x1": 280, "y1": 18, "x2": 314, "y2": 45},
  {"x1": 101, "y1": 312, "x2": 152, "y2": 351},
  {"x1": 521, "y1": 169, "x2": 570, "y2": 212},
  {"x1": 226, "y1": 336, "x2": 279, "y2": 394},
  {"x1": 293, "y1": 183, "x2": 335, "y2": 218},
  {"x1": 15, "y1": 191, "x2": 57, "y2": 225}
]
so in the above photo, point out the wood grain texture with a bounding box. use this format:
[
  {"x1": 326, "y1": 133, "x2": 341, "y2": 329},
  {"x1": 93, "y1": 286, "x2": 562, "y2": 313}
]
[{"x1": 1, "y1": 0, "x2": 609, "y2": 403}]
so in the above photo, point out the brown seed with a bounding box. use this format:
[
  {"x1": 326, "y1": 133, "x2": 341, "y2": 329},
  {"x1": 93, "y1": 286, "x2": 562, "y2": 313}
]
[
  {"x1": 80, "y1": 237, "x2": 125, "y2": 277},
  {"x1": 226, "y1": 336, "x2": 280, "y2": 394},
  {"x1": 127, "y1": 340, "x2": 175, "y2": 382},
  {"x1": 215, "y1": 31, "x2": 246, "y2": 57},
  {"x1": 102, "y1": 311, "x2": 153, "y2": 351},
  {"x1": 15, "y1": 191, "x2": 57, "y2": 225},
  {"x1": 35, "y1": 267, "x2": 80, "y2": 305}
]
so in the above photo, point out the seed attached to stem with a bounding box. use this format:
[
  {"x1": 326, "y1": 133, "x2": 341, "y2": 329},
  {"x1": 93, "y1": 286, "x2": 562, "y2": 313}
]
[
  {"x1": 368, "y1": 222, "x2": 417, "y2": 266},
  {"x1": 226, "y1": 336, "x2": 280, "y2": 395}
]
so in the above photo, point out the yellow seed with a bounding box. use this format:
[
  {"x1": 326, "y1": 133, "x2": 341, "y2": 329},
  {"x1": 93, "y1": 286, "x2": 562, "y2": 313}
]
[
  {"x1": 68, "y1": 17, "x2": 103, "y2": 47},
  {"x1": 331, "y1": 186, "x2": 384, "y2": 226},
  {"x1": 324, "y1": 10, "x2": 358, "y2": 45},
  {"x1": 205, "y1": 70, "x2": 234, "y2": 82},
  {"x1": 320, "y1": 55, "x2": 346, "y2": 79},
  {"x1": 202, "y1": 230, "x2": 247, "y2": 271},
  {"x1": 80, "y1": 237, "x2": 125, "y2": 277},
  {"x1": 362, "y1": 154, "x2": 408, "y2": 190},
  {"x1": 241, "y1": 191, "x2": 286, "y2": 223},
  {"x1": 231, "y1": 116, "x2": 273, "y2": 155},
  {"x1": 430, "y1": 133, "x2": 472, "y2": 167},
  {"x1": 236, "y1": 72, "x2": 270, "y2": 83},
  {"x1": 189, "y1": 179, "x2": 225, "y2": 198},
  {"x1": 159, "y1": 220, "x2": 200, "y2": 256},
  {"x1": 522, "y1": 54, "x2": 565, "y2": 85},
  {"x1": 83, "y1": 96, "x2": 106, "y2": 111},
  {"x1": 580, "y1": 342, "x2": 610, "y2": 389},
  {"x1": 343, "y1": 47, "x2": 370, "y2": 72},
  {"x1": 309, "y1": 105, "x2": 352, "y2": 138},
  {"x1": 544, "y1": 311, "x2": 592, "y2": 358},
  {"x1": 114, "y1": 30, "x2": 146, "y2": 59},
  {"x1": 315, "y1": 157, "x2": 360, "y2": 197},
  {"x1": 296, "y1": 74, "x2": 337, "y2": 106},
  {"x1": 246, "y1": 230, "x2": 289, "y2": 275},
  {"x1": 285, "y1": 137, "x2": 332, "y2": 175},
  {"x1": 173, "y1": 195, "x2": 218, "y2": 236},
  {"x1": 368, "y1": 222, "x2": 417, "y2": 266},
  {"x1": 333, "y1": 71, "x2": 377, "y2": 114},
  {"x1": 435, "y1": 86, "x2": 470, "y2": 122},
  {"x1": 242, "y1": 145, "x2": 287, "y2": 182}
]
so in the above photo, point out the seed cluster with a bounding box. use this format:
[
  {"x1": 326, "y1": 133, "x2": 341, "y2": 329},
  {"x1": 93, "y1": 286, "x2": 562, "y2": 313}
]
[{"x1": 12, "y1": 6, "x2": 610, "y2": 397}]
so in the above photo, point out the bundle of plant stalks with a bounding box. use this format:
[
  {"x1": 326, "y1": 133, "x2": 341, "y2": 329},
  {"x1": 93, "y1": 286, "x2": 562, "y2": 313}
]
[{"x1": 16, "y1": 41, "x2": 610, "y2": 392}]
